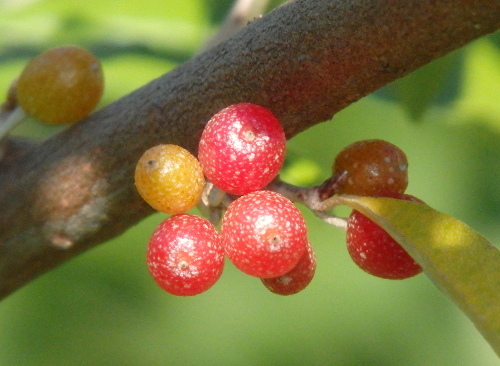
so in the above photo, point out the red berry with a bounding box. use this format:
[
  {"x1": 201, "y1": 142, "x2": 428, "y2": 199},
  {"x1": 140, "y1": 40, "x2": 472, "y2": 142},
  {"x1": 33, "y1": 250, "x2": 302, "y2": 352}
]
[
  {"x1": 261, "y1": 241, "x2": 316, "y2": 295},
  {"x1": 346, "y1": 194, "x2": 423, "y2": 279},
  {"x1": 332, "y1": 139, "x2": 408, "y2": 196},
  {"x1": 147, "y1": 214, "x2": 224, "y2": 296},
  {"x1": 198, "y1": 103, "x2": 286, "y2": 195},
  {"x1": 221, "y1": 190, "x2": 308, "y2": 278}
]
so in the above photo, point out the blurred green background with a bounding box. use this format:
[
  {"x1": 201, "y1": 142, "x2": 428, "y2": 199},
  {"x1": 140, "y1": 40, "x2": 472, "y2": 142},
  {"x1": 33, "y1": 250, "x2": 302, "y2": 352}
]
[{"x1": 0, "y1": 1, "x2": 498, "y2": 365}]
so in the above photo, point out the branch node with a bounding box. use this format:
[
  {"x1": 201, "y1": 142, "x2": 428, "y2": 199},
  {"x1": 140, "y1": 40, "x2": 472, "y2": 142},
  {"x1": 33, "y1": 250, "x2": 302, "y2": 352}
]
[{"x1": 50, "y1": 233, "x2": 74, "y2": 250}]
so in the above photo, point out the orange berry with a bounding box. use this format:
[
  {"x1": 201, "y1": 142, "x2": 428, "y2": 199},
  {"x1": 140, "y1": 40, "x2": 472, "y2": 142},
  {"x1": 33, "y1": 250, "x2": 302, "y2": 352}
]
[
  {"x1": 135, "y1": 144, "x2": 205, "y2": 214},
  {"x1": 16, "y1": 46, "x2": 104, "y2": 124}
]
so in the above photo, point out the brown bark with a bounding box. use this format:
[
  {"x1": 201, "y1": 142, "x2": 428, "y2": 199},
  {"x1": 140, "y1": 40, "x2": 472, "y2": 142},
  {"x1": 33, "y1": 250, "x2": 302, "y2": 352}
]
[{"x1": 0, "y1": 0, "x2": 498, "y2": 300}]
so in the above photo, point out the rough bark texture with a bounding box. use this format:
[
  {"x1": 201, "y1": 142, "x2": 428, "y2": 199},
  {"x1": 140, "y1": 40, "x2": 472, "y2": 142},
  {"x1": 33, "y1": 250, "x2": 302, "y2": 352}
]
[{"x1": 0, "y1": 0, "x2": 498, "y2": 300}]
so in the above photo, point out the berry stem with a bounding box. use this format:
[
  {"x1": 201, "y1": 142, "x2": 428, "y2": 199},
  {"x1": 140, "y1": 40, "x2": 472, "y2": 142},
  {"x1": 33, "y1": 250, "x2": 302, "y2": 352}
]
[
  {"x1": 312, "y1": 210, "x2": 348, "y2": 230},
  {"x1": 199, "y1": 182, "x2": 233, "y2": 225},
  {"x1": 266, "y1": 177, "x2": 320, "y2": 209},
  {"x1": 266, "y1": 178, "x2": 350, "y2": 229},
  {"x1": 0, "y1": 106, "x2": 26, "y2": 145},
  {"x1": 198, "y1": 0, "x2": 270, "y2": 53},
  {"x1": 317, "y1": 171, "x2": 348, "y2": 200},
  {"x1": 200, "y1": 176, "x2": 349, "y2": 230}
]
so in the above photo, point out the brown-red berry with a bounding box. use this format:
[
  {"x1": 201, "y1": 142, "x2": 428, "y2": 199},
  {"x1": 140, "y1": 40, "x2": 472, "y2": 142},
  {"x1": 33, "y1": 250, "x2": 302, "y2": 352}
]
[
  {"x1": 261, "y1": 241, "x2": 316, "y2": 295},
  {"x1": 332, "y1": 139, "x2": 408, "y2": 196}
]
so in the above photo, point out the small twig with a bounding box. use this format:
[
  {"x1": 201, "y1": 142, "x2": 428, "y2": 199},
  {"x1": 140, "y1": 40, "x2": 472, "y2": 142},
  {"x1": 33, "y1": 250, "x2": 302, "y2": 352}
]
[
  {"x1": 199, "y1": 182, "x2": 233, "y2": 225},
  {"x1": 0, "y1": 106, "x2": 26, "y2": 141},
  {"x1": 317, "y1": 171, "x2": 348, "y2": 201},
  {"x1": 312, "y1": 210, "x2": 348, "y2": 230},
  {"x1": 198, "y1": 0, "x2": 270, "y2": 53},
  {"x1": 266, "y1": 178, "x2": 348, "y2": 229},
  {"x1": 200, "y1": 176, "x2": 349, "y2": 229},
  {"x1": 0, "y1": 77, "x2": 27, "y2": 158},
  {"x1": 0, "y1": 106, "x2": 27, "y2": 161}
]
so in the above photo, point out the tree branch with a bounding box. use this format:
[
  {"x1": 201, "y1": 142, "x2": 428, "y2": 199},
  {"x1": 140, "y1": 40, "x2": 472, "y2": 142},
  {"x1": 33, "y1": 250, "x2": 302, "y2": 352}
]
[{"x1": 0, "y1": 0, "x2": 498, "y2": 300}]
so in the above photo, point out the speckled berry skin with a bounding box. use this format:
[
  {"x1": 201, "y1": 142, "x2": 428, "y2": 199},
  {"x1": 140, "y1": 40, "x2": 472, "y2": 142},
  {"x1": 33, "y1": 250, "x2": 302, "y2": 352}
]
[
  {"x1": 261, "y1": 241, "x2": 316, "y2": 295},
  {"x1": 333, "y1": 139, "x2": 408, "y2": 196},
  {"x1": 135, "y1": 144, "x2": 205, "y2": 214},
  {"x1": 222, "y1": 190, "x2": 308, "y2": 278},
  {"x1": 198, "y1": 103, "x2": 286, "y2": 195},
  {"x1": 147, "y1": 214, "x2": 224, "y2": 296},
  {"x1": 346, "y1": 194, "x2": 423, "y2": 279}
]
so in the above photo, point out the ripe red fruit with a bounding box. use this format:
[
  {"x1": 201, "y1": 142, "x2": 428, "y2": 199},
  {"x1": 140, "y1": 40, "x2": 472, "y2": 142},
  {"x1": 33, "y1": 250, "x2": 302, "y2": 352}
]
[
  {"x1": 221, "y1": 190, "x2": 308, "y2": 278},
  {"x1": 147, "y1": 214, "x2": 224, "y2": 296},
  {"x1": 346, "y1": 194, "x2": 424, "y2": 279},
  {"x1": 198, "y1": 103, "x2": 286, "y2": 195},
  {"x1": 332, "y1": 139, "x2": 408, "y2": 196},
  {"x1": 261, "y1": 241, "x2": 316, "y2": 295}
]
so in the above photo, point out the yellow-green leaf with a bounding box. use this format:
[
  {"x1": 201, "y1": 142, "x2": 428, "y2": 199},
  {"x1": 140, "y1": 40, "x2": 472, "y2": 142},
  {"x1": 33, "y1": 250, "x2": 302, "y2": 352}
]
[{"x1": 335, "y1": 196, "x2": 500, "y2": 355}]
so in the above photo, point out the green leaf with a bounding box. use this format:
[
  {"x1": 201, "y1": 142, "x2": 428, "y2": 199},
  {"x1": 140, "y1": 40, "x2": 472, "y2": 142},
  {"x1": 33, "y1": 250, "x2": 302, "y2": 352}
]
[{"x1": 335, "y1": 196, "x2": 500, "y2": 355}]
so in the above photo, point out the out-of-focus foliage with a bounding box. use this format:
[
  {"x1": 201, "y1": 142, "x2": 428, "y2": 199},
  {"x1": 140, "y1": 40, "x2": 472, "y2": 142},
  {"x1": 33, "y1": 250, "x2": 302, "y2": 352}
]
[
  {"x1": 379, "y1": 50, "x2": 462, "y2": 121},
  {"x1": 0, "y1": 1, "x2": 498, "y2": 365}
]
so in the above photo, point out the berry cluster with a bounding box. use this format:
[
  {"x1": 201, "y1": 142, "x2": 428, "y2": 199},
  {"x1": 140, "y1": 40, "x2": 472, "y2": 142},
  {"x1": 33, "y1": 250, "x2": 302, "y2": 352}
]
[
  {"x1": 136, "y1": 103, "x2": 424, "y2": 297},
  {"x1": 137, "y1": 103, "x2": 313, "y2": 296}
]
